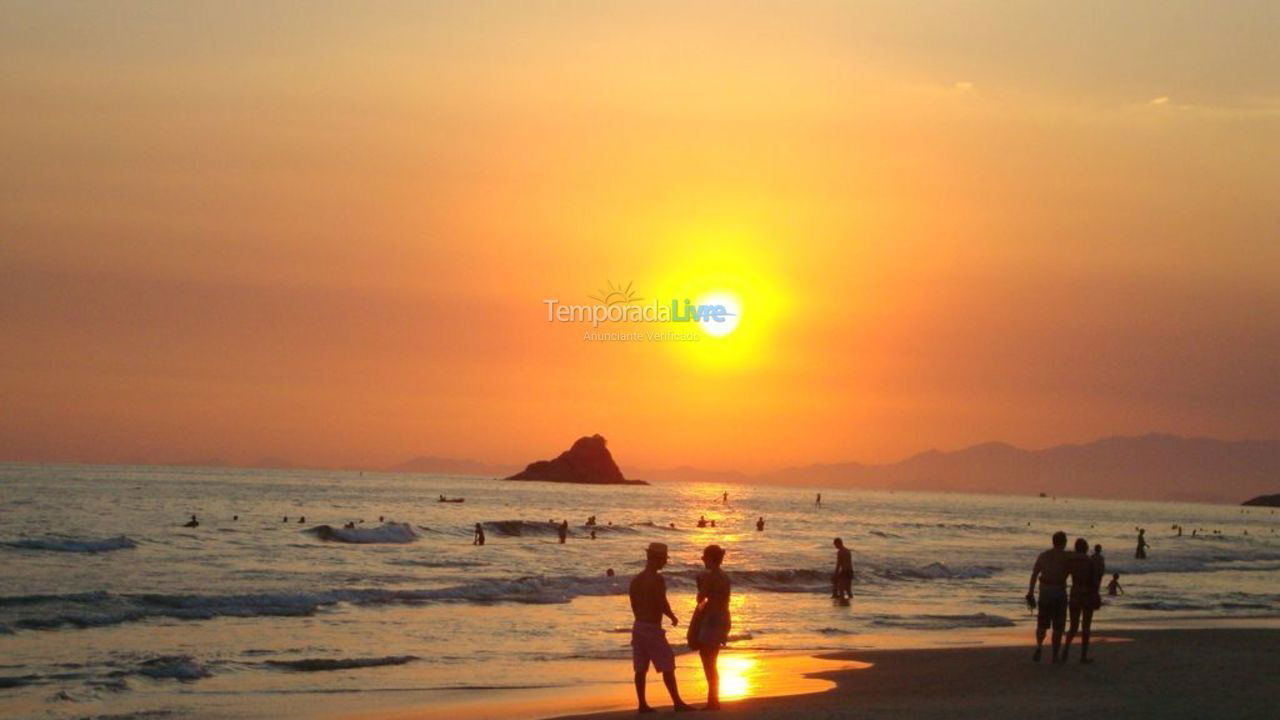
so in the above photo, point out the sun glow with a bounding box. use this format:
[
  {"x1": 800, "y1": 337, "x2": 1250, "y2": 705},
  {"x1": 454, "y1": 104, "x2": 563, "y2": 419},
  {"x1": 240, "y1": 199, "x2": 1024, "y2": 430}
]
[{"x1": 647, "y1": 225, "x2": 788, "y2": 370}]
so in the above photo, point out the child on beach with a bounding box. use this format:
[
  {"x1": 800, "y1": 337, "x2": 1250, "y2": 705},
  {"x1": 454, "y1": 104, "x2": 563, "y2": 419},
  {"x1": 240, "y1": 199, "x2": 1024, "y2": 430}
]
[{"x1": 1107, "y1": 573, "x2": 1124, "y2": 596}]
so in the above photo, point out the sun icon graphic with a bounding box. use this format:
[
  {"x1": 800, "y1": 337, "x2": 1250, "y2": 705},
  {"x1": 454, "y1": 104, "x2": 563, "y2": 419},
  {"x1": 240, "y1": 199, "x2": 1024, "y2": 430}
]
[{"x1": 588, "y1": 280, "x2": 643, "y2": 306}]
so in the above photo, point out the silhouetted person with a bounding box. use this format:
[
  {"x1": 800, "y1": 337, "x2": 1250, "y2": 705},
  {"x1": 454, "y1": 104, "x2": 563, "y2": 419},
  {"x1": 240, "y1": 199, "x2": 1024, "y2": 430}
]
[
  {"x1": 709, "y1": 519, "x2": 716, "y2": 528},
  {"x1": 591, "y1": 529, "x2": 597, "y2": 540},
  {"x1": 832, "y1": 538, "x2": 853, "y2": 600},
  {"x1": 183, "y1": 515, "x2": 199, "y2": 528},
  {"x1": 473, "y1": 523, "x2": 485, "y2": 546},
  {"x1": 695, "y1": 544, "x2": 731, "y2": 710},
  {"x1": 1107, "y1": 573, "x2": 1124, "y2": 596},
  {"x1": 1027, "y1": 530, "x2": 1071, "y2": 662},
  {"x1": 1135, "y1": 528, "x2": 1149, "y2": 559},
  {"x1": 558, "y1": 520, "x2": 569, "y2": 544},
  {"x1": 722, "y1": 491, "x2": 728, "y2": 504},
  {"x1": 233, "y1": 515, "x2": 238, "y2": 521},
  {"x1": 1091, "y1": 544, "x2": 1106, "y2": 594},
  {"x1": 283, "y1": 516, "x2": 288, "y2": 522},
  {"x1": 379, "y1": 516, "x2": 384, "y2": 522},
  {"x1": 629, "y1": 543, "x2": 693, "y2": 713},
  {"x1": 816, "y1": 493, "x2": 821, "y2": 507},
  {"x1": 1063, "y1": 538, "x2": 1098, "y2": 663},
  {"x1": 586, "y1": 515, "x2": 597, "y2": 526},
  {"x1": 697, "y1": 516, "x2": 707, "y2": 528},
  {"x1": 756, "y1": 517, "x2": 765, "y2": 532},
  {"x1": 298, "y1": 516, "x2": 305, "y2": 524},
  {"x1": 607, "y1": 568, "x2": 615, "y2": 577}
]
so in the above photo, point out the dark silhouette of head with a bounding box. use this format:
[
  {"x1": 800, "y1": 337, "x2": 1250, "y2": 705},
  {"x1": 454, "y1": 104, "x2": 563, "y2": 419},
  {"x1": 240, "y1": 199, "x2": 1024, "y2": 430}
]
[
  {"x1": 645, "y1": 542, "x2": 669, "y2": 570},
  {"x1": 1094, "y1": 544, "x2": 1102, "y2": 554},
  {"x1": 1074, "y1": 538, "x2": 1088, "y2": 553},
  {"x1": 702, "y1": 544, "x2": 725, "y2": 569},
  {"x1": 1052, "y1": 531, "x2": 1068, "y2": 548},
  {"x1": 833, "y1": 537, "x2": 845, "y2": 549}
]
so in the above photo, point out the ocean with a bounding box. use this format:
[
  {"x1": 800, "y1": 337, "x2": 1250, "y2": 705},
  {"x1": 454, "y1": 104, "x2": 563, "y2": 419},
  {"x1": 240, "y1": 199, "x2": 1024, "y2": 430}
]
[{"x1": 2, "y1": 463, "x2": 1278, "y2": 719}]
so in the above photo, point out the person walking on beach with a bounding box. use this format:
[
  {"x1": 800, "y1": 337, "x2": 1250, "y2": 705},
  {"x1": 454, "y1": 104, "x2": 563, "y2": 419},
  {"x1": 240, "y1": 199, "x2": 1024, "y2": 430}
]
[
  {"x1": 558, "y1": 520, "x2": 569, "y2": 544},
  {"x1": 694, "y1": 544, "x2": 731, "y2": 710},
  {"x1": 832, "y1": 538, "x2": 853, "y2": 601},
  {"x1": 1135, "y1": 528, "x2": 1149, "y2": 559},
  {"x1": 1027, "y1": 530, "x2": 1071, "y2": 663},
  {"x1": 1062, "y1": 538, "x2": 1099, "y2": 663},
  {"x1": 473, "y1": 523, "x2": 485, "y2": 546},
  {"x1": 629, "y1": 543, "x2": 694, "y2": 713}
]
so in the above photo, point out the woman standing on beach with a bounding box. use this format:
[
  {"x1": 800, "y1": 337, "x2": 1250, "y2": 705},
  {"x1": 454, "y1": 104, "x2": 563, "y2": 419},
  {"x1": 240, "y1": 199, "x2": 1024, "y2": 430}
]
[{"x1": 696, "y1": 544, "x2": 731, "y2": 710}]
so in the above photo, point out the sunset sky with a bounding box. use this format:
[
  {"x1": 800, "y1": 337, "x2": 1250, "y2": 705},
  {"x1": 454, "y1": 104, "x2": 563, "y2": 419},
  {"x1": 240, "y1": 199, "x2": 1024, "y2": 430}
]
[{"x1": 2, "y1": 1, "x2": 1277, "y2": 471}]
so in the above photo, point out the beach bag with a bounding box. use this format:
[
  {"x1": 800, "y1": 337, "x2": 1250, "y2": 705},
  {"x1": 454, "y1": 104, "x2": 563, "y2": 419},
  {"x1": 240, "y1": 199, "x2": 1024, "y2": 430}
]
[{"x1": 687, "y1": 599, "x2": 707, "y2": 650}]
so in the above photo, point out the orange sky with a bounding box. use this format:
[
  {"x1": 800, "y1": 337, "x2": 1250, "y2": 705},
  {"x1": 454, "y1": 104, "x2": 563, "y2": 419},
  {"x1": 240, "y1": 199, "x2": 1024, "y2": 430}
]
[{"x1": 2, "y1": 2, "x2": 1277, "y2": 471}]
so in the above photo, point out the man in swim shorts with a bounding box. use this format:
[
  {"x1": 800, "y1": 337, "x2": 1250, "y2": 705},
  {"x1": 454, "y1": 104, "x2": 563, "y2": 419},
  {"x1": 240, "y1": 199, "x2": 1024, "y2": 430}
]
[
  {"x1": 629, "y1": 542, "x2": 694, "y2": 713},
  {"x1": 1027, "y1": 530, "x2": 1071, "y2": 663}
]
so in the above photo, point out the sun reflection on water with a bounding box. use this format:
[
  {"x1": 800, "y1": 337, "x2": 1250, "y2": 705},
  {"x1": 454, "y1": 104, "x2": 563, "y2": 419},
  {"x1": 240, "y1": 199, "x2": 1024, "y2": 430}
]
[{"x1": 716, "y1": 653, "x2": 759, "y2": 699}]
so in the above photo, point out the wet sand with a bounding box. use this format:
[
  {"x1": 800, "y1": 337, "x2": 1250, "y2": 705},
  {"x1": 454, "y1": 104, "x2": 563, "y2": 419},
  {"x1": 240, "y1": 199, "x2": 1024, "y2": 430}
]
[{"x1": 549, "y1": 629, "x2": 1280, "y2": 720}]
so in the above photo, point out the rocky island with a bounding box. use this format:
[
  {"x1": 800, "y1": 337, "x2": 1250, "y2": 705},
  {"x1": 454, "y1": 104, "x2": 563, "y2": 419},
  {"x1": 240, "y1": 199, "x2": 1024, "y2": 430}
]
[
  {"x1": 1242, "y1": 493, "x2": 1280, "y2": 507},
  {"x1": 506, "y1": 434, "x2": 648, "y2": 485}
]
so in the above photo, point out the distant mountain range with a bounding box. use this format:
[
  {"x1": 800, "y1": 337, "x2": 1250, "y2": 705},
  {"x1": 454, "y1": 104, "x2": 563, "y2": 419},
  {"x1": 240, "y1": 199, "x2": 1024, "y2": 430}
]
[
  {"x1": 153, "y1": 433, "x2": 1276, "y2": 504},
  {"x1": 637, "y1": 434, "x2": 1280, "y2": 504}
]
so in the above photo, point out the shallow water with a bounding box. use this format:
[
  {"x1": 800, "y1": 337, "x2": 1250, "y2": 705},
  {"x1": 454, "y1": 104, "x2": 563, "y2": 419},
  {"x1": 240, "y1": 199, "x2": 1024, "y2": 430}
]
[{"x1": 1, "y1": 463, "x2": 1277, "y2": 718}]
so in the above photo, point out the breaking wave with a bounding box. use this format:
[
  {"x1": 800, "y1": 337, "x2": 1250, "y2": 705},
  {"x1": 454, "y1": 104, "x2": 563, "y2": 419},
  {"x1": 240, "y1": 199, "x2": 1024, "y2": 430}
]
[
  {"x1": 305, "y1": 523, "x2": 417, "y2": 544},
  {"x1": 869, "y1": 613, "x2": 1016, "y2": 630},
  {"x1": 135, "y1": 655, "x2": 210, "y2": 681},
  {"x1": 266, "y1": 655, "x2": 418, "y2": 672},
  {"x1": 3, "y1": 536, "x2": 137, "y2": 553}
]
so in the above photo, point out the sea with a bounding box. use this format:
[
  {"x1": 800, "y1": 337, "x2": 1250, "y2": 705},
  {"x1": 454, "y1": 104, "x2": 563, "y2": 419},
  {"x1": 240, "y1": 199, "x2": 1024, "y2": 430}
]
[{"x1": 2, "y1": 463, "x2": 1278, "y2": 719}]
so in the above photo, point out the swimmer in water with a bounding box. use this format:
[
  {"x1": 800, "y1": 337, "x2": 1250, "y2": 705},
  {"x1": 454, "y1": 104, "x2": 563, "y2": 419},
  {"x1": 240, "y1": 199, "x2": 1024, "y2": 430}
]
[
  {"x1": 1107, "y1": 573, "x2": 1124, "y2": 596},
  {"x1": 183, "y1": 514, "x2": 199, "y2": 528}
]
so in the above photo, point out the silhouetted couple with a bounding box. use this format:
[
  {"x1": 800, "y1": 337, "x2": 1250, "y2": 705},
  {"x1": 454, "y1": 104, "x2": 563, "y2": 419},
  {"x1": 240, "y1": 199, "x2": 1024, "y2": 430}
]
[
  {"x1": 1027, "y1": 531, "x2": 1105, "y2": 663},
  {"x1": 629, "y1": 542, "x2": 731, "y2": 712}
]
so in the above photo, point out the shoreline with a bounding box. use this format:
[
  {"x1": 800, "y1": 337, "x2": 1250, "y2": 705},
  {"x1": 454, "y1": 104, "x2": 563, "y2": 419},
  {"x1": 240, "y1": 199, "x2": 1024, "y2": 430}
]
[
  {"x1": 333, "y1": 620, "x2": 1280, "y2": 720},
  {"x1": 546, "y1": 627, "x2": 1280, "y2": 720}
]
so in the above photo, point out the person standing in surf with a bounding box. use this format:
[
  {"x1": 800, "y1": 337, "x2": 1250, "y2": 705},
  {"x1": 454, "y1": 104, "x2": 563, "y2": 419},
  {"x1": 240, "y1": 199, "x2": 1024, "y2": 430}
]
[
  {"x1": 629, "y1": 543, "x2": 694, "y2": 713},
  {"x1": 694, "y1": 544, "x2": 731, "y2": 710},
  {"x1": 832, "y1": 538, "x2": 853, "y2": 600},
  {"x1": 1135, "y1": 528, "x2": 1149, "y2": 559}
]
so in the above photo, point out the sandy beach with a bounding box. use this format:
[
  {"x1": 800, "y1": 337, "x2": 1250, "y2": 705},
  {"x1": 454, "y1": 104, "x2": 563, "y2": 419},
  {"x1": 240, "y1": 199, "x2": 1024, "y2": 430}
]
[{"x1": 550, "y1": 629, "x2": 1280, "y2": 720}]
